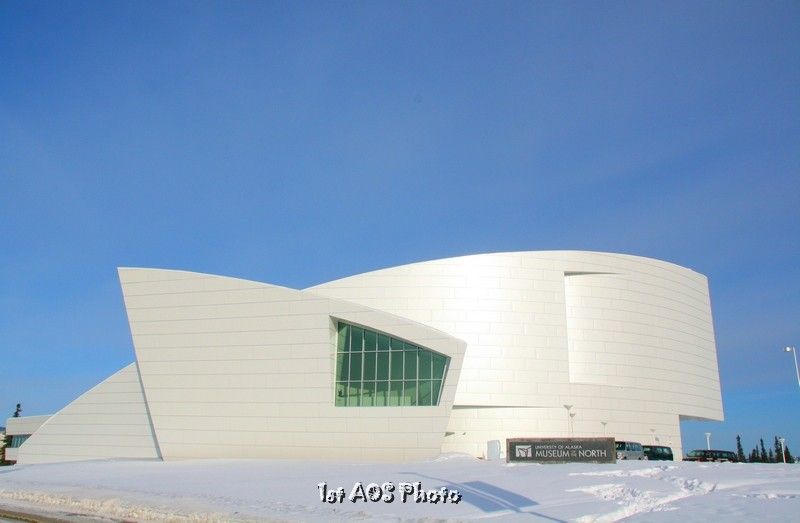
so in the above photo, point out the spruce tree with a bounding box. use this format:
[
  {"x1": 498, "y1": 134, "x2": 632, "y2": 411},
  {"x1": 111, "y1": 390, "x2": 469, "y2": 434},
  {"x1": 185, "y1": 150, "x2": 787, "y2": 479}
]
[
  {"x1": 775, "y1": 437, "x2": 784, "y2": 463},
  {"x1": 760, "y1": 439, "x2": 769, "y2": 463},
  {"x1": 750, "y1": 448, "x2": 759, "y2": 463},
  {"x1": 736, "y1": 435, "x2": 746, "y2": 462},
  {"x1": 768, "y1": 449, "x2": 775, "y2": 463},
  {"x1": 785, "y1": 445, "x2": 794, "y2": 463},
  {"x1": 1, "y1": 432, "x2": 9, "y2": 464}
]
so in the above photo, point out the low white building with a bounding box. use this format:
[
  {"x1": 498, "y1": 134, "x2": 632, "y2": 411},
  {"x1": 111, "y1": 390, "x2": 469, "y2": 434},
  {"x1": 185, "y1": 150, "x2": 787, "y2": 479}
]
[
  {"x1": 10, "y1": 251, "x2": 723, "y2": 463},
  {"x1": 3, "y1": 416, "x2": 50, "y2": 463}
]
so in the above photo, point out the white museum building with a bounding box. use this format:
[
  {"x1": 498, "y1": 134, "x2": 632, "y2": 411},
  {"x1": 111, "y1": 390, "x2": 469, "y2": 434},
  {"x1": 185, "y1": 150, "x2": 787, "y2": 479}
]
[{"x1": 6, "y1": 251, "x2": 723, "y2": 464}]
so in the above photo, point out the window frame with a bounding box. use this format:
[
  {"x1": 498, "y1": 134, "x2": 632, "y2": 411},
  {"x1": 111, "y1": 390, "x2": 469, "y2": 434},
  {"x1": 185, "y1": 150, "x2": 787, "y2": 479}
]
[{"x1": 333, "y1": 320, "x2": 449, "y2": 407}]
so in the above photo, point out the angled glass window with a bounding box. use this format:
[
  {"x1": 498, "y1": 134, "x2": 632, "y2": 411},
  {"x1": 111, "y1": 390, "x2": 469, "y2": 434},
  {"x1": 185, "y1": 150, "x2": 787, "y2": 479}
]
[
  {"x1": 334, "y1": 320, "x2": 449, "y2": 407},
  {"x1": 9, "y1": 434, "x2": 30, "y2": 448}
]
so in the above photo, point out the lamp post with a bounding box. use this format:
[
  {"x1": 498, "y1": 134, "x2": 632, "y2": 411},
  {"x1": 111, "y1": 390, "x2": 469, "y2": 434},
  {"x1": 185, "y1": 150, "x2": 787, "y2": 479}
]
[
  {"x1": 785, "y1": 346, "x2": 799, "y2": 389},
  {"x1": 601, "y1": 421, "x2": 607, "y2": 436},
  {"x1": 779, "y1": 438, "x2": 787, "y2": 464},
  {"x1": 563, "y1": 405, "x2": 573, "y2": 437},
  {"x1": 705, "y1": 432, "x2": 711, "y2": 450},
  {"x1": 650, "y1": 428, "x2": 656, "y2": 444},
  {"x1": 570, "y1": 412, "x2": 576, "y2": 436}
]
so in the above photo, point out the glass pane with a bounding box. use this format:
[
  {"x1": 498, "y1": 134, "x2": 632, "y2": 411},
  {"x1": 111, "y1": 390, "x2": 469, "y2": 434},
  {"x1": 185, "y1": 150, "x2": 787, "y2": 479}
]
[
  {"x1": 404, "y1": 341, "x2": 417, "y2": 351},
  {"x1": 388, "y1": 381, "x2": 402, "y2": 406},
  {"x1": 403, "y1": 380, "x2": 417, "y2": 406},
  {"x1": 351, "y1": 327, "x2": 364, "y2": 352},
  {"x1": 418, "y1": 380, "x2": 433, "y2": 406},
  {"x1": 432, "y1": 354, "x2": 447, "y2": 380},
  {"x1": 404, "y1": 349, "x2": 417, "y2": 379},
  {"x1": 375, "y1": 381, "x2": 388, "y2": 406},
  {"x1": 347, "y1": 382, "x2": 361, "y2": 406},
  {"x1": 364, "y1": 330, "x2": 377, "y2": 351},
  {"x1": 390, "y1": 351, "x2": 404, "y2": 380},
  {"x1": 390, "y1": 338, "x2": 404, "y2": 351},
  {"x1": 377, "y1": 334, "x2": 390, "y2": 351},
  {"x1": 337, "y1": 323, "x2": 349, "y2": 352},
  {"x1": 350, "y1": 352, "x2": 362, "y2": 381},
  {"x1": 335, "y1": 382, "x2": 347, "y2": 406},
  {"x1": 432, "y1": 380, "x2": 442, "y2": 405},
  {"x1": 418, "y1": 350, "x2": 432, "y2": 379},
  {"x1": 376, "y1": 352, "x2": 389, "y2": 380},
  {"x1": 336, "y1": 353, "x2": 349, "y2": 381},
  {"x1": 363, "y1": 352, "x2": 377, "y2": 381},
  {"x1": 362, "y1": 381, "x2": 376, "y2": 407}
]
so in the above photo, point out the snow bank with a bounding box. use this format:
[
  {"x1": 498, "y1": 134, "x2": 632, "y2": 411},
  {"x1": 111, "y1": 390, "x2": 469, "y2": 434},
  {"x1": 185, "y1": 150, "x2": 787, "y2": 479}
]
[{"x1": 0, "y1": 458, "x2": 798, "y2": 522}]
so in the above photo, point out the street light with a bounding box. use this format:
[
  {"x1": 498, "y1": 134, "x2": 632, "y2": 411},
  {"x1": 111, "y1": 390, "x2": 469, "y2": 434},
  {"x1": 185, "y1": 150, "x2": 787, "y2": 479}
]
[
  {"x1": 601, "y1": 421, "x2": 607, "y2": 436},
  {"x1": 705, "y1": 432, "x2": 711, "y2": 450},
  {"x1": 563, "y1": 405, "x2": 573, "y2": 437},
  {"x1": 650, "y1": 428, "x2": 656, "y2": 444},
  {"x1": 785, "y1": 346, "x2": 799, "y2": 389},
  {"x1": 570, "y1": 412, "x2": 576, "y2": 436},
  {"x1": 779, "y1": 438, "x2": 787, "y2": 464}
]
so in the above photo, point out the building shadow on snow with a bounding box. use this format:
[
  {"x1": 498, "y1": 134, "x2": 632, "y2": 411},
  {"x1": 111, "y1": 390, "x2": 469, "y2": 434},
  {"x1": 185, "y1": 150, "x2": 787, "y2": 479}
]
[{"x1": 400, "y1": 472, "x2": 565, "y2": 522}]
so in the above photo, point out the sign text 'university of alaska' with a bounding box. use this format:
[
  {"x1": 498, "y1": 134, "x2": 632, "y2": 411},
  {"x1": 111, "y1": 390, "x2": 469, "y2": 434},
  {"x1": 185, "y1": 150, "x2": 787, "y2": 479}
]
[{"x1": 507, "y1": 438, "x2": 616, "y2": 464}]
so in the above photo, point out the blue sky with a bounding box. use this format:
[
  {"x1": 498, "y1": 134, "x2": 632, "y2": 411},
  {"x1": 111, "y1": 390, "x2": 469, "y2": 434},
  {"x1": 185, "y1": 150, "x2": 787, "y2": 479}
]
[{"x1": 1, "y1": 1, "x2": 798, "y2": 456}]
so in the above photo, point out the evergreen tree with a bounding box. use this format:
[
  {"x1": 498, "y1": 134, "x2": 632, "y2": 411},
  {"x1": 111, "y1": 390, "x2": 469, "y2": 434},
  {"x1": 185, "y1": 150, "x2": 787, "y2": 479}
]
[
  {"x1": 750, "y1": 448, "x2": 760, "y2": 463},
  {"x1": 760, "y1": 439, "x2": 768, "y2": 463},
  {"x1": 768, "y1": 449, "x2": 775, "y2": 463},
  {"x1": 736, "y1": 435, "x2": 746, "y2": 462},
  {"x1": 775, "y1": 437, "x2": 784, "y2": 463},
  {"x1": 12, "y1": 404, "x2": 21, "y2": 418},
  {"x1": 1, "y1": 432, "x2": 9, "y2": 465}
]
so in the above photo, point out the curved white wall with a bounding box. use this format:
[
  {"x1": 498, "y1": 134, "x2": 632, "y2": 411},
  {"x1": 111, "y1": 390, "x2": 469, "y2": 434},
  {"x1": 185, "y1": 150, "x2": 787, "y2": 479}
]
[
  {"x1": 308, "y1": 251, "x2": 723, "y2": 459},
  {"x1": 16, "y1": 363, "x2": 160, "y2": 464}
]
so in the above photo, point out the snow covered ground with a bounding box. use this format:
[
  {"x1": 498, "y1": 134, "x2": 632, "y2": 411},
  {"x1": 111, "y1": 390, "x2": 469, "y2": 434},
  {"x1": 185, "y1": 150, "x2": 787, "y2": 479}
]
[{"x1": 0, "y1": 455, "x2": 798, "y2": 522}]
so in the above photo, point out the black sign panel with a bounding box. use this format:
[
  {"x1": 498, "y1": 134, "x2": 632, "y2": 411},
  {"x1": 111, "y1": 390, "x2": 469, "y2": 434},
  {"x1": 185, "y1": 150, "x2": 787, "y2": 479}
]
[{"x1": 507, "y1": 437, "x2": 616, "y2": 463}]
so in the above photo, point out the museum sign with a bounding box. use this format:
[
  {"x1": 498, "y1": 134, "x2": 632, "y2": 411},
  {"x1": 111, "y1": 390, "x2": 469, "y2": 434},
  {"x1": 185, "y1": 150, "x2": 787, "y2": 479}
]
[{"x1": 506, "y1": 437, "x2": 616, "y2": 464}]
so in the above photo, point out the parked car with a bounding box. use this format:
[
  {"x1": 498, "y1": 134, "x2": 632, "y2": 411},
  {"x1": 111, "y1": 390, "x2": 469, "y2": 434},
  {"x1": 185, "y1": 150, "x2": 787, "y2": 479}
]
[
  {"x1": 643, "y1": 445, "x2": 674, "y2": 461},
  {"x1": 616, "y1": 441, "x2": 646, "y2": 460},
  {"x1": 684, "y1": 449, "x2": 738, "y2": 462}
]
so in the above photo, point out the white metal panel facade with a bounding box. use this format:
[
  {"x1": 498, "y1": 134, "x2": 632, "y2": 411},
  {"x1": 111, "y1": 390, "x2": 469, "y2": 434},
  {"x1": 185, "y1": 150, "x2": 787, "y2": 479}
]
[
  {"x1": 15, "y1": 364, "x2": 159, "y2": 464},
  {"x1": 14, "y1": 251, "x2": 722, "y2": 463},
  {"x1": 119, "y1": 268, "x2": 466, "y2": 462},
  {"x1": 308, "y1": 251, "x2": 723, "y2": 459}
]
